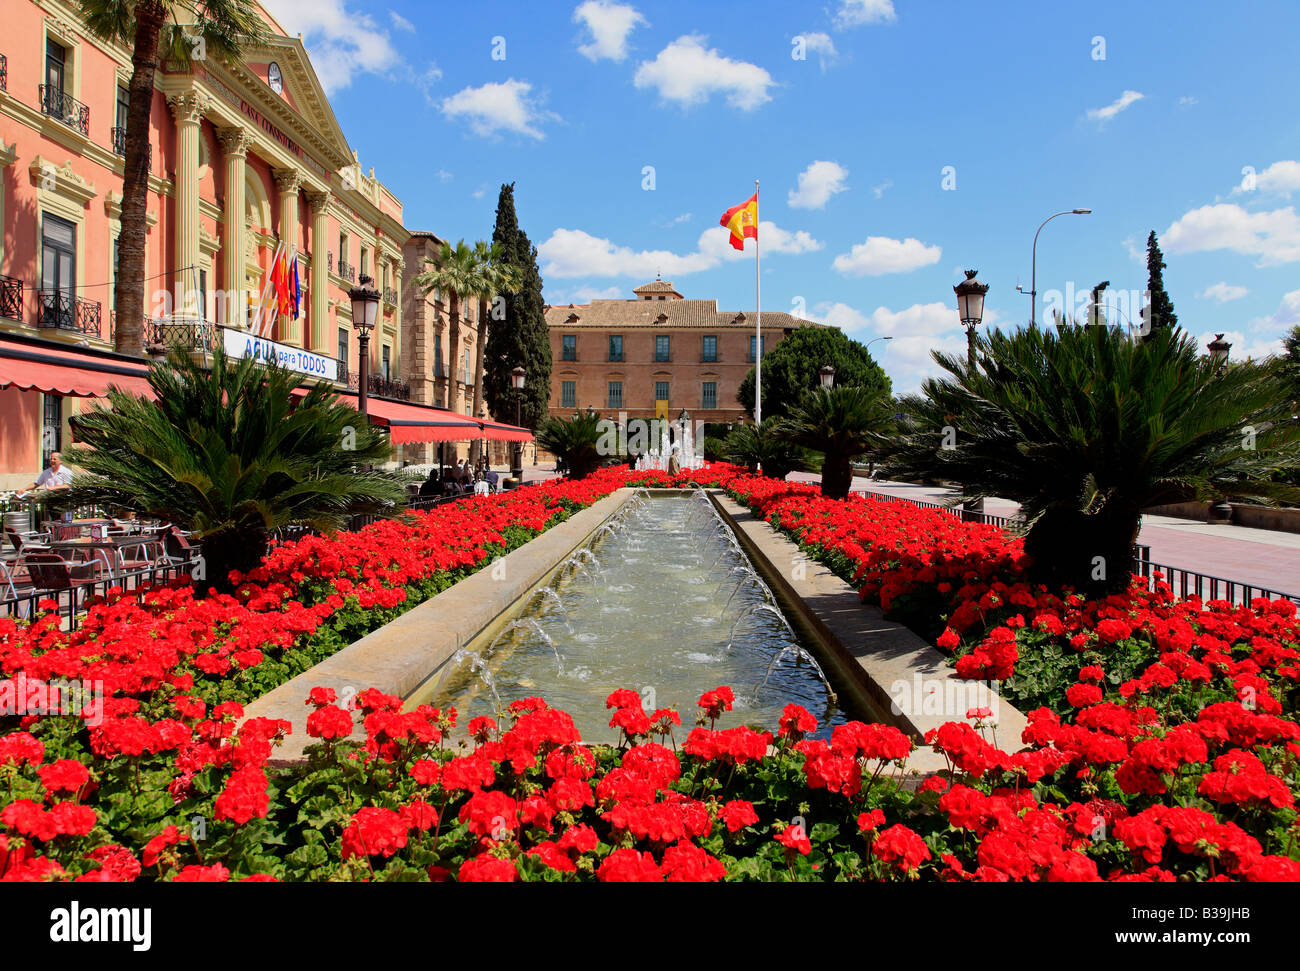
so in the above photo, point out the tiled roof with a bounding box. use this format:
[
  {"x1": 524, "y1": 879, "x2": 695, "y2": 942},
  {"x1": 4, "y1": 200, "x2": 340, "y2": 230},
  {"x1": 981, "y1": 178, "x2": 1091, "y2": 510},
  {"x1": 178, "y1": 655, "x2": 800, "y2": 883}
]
[
  {"x1": 544, "y1": 298, "x2": 824, "y2": 330},
  {"x1": 632, "y1": 279, "x2": 680, "y2": 294}
]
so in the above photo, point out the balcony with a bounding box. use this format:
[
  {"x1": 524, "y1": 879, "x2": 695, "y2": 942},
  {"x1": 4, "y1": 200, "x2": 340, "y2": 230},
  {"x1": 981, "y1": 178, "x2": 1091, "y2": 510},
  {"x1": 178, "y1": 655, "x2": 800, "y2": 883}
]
[
  {"x1": 608, "y1": 353, "x2": 624, "y2": 363},
  {"x1": 1, "y1": 276, "x2": 21, "y2": 320},
  {"x1": 383, "y1": 287, "x2": 398, "y2": 307},
  {"x1": 337, "y1": 261, "x2": 356, "y2": 284},
  {"x1": 341, "y1": 370, "x2": 411, "y2": 401},
  {"x1": 38, "y1": 291, "x2": 102, "y2": 338},
  {"x1": 40, "y1": 85, "x2": 90, "y2": 137},
  {"x1": 1, "y1": 54, "x2": 7, "y2": 92},
  {"x1": 143, "y1": 317, "x2": 217, "y2": 353}
]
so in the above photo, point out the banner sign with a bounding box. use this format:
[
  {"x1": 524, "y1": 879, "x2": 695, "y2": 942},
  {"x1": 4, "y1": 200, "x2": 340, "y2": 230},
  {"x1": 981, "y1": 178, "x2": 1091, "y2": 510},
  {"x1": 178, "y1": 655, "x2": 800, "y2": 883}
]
[{"x1": 223, "y1": 329, "x2": 338, "y2": 382}]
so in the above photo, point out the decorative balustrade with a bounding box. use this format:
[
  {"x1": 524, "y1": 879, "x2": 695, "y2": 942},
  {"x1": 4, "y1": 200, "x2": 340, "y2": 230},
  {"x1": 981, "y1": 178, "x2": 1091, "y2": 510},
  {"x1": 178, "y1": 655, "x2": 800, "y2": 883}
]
[
  {"x1": 39, "y1": 85, "x2": 89, "y2": 136},
  {"x1": 37, "y1": 291, "x2": 101, "y2": 338}
]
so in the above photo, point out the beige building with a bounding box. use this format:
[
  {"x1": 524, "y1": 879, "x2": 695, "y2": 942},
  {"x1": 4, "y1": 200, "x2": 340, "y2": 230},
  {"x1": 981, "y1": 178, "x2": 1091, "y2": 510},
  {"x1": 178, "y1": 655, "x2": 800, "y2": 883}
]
[{"x1": 544, "y1": 279, "x2": 824, "y2": 425}]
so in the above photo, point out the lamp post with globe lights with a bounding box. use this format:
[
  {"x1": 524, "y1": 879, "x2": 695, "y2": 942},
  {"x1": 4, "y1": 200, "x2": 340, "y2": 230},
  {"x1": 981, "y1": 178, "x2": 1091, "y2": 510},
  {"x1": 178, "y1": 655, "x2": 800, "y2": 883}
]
[{"x1": 349, "y1": 274, "x2": 381, "y2": 417}]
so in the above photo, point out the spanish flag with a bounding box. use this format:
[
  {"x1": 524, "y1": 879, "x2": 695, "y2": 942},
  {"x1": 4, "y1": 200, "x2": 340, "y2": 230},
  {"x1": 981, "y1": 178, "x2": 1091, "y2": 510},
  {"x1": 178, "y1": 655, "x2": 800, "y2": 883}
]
[{"x1": 720, "y1": 192, "x2": 758, "y2": 251}]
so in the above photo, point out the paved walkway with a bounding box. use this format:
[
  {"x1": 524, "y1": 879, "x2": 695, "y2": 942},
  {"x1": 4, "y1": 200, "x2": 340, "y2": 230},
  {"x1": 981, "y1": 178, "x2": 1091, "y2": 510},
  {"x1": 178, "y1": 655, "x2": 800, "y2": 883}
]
[{"x1": 787, "y1": 473, "x2": 1300, "y2": 599}]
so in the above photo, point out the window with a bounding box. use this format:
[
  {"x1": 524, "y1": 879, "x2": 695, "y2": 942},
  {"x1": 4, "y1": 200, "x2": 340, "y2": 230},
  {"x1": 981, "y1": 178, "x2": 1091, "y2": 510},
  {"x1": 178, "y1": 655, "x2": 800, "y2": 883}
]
[
  {"x1": 433, "y1": 335, "x2": 443, "y2": 377},
  {"x1": 561, "y1": 381, "x2": 576, "y2": 409},
  {"x1": 748, "y1": 336, "x2": 767, "y2": 362},
  {"x1": 41, "y1": 213, "x2": 76, "y2": 328},
  {"x1": 702, "y1": 382, "x2": 718, "y2": 410},
  {"x1": 561, "y1": 334, "x2": 577, "y2": 361},
  {"x1": 608, "y1": 335, "x2": 623, "y2": 362},
  {"x1": 42, "y1": 394, "x2": 62, "y2": 468},
  {"x1": 338, "y1": 233, "x2": 348, "y2": 269},
  {"x1": 45, "y1": 40, "x2": 65, "y2": 103},
  {"x1": 702, "y1": 335, "x2": 718, "y2": 362},
  {"x1": 655, "y1": 335, "x2": 670, "y2": 362},
  {"x1": 360, "y1": 246, "x2": 370, "y2": 278},
  {"x1": 461, "y1": 349, "x2": 471, "y2": 385},
  {"x1": 113, "y1": 87, "x2": 129, "y2": 154},
  {"x1": 655, "y1": 381, "x2": 669, "y2": 403},
  {"x1": 382, "y1": 345, "x2": 391, "y2": 381},
  {"x1": 197, "y1": 269, "x2": 207, "y2": 321},
  {"x1": 337, "y1": 328, "x2": 349, "y2": 371},
  {"x1": 607, "y1": 381, "x2": 623, "y2": 409},
  {"x1": 111, "y1": 236, "x2": 120, "y2": 310}
]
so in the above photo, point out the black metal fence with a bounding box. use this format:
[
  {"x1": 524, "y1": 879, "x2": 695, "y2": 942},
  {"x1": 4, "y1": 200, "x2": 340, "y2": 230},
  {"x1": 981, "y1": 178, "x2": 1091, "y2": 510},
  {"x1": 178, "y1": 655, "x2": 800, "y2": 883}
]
[{"x1": 1, "y1": 561, "x2": 194, "y2": 631}]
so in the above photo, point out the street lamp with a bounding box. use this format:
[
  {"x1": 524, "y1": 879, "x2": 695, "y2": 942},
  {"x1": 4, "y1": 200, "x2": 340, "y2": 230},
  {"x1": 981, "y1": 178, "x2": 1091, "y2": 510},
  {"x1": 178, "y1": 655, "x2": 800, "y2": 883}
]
[
  {"x1": 511, "y1": 365, "x2": 526, "y2": 481},
  {"x1": 1029, "y1": 209, "x2": 1091, "y2": 326},
  {"x1": 954, "y1": 269, "x2": 989, "y2": 368},
  {"x1": 349, "y1": 274, "x2": 381, "y2": 417},
  {"x1": 1207, "y1": 333, "x2": 1232, "y2": 368},
  {"x1": 819, "y1": 364, "x2": 836, "y2": 389},
  {"x1": 865, "y1": 336, "x2": 893, "y2": 355}
]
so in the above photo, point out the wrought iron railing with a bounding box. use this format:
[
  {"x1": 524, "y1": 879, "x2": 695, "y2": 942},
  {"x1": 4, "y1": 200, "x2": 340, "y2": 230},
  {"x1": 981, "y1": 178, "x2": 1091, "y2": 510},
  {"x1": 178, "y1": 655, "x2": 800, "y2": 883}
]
[
  {"x1": 0, "y1": 54, "x2": 7, "y2": 92},
  {"x1": 383, "y1": 287, "x2": 398, "y2": 306},
  {"x1": 144, "y1": 317, "x2": 217, "y2": 352},
  {"x1": 1134, "y1": 561, "x2": 1300, "y2": 607},
  {"x1": 37, "y1": 291, "x2": 102, "y2": 338},
  {"x1": 0, "y1": 275, "x2": 21, "y2": 320},
  {"x1": 39, "y1": 85, "x2": 89, "y2": 136},
  {"x1": 337, "y1": 261, "x2": 356, "y2": 283},
  {"x1": 368, "y1": 375, "x2": 411, "y2": 400}
]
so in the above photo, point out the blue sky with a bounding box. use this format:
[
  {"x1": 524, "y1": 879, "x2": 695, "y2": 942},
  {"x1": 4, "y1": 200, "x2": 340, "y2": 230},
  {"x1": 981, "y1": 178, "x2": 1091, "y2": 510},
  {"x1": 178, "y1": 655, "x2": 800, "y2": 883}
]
[{"x1": 265, "y1": 0, "x2": 1300, "y2": 393}]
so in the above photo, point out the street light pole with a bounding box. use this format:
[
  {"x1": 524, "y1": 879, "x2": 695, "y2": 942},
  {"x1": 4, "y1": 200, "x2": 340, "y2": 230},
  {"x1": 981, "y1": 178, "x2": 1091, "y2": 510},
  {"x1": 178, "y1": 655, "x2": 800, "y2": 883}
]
[
  {"x1": 349, "y1": 274, "x2": 380, "y2": 417},
  {"x1": 510, "y1": 365, "x2": 526, "y2": 482},
  {"x1": 1030, "y1": 209, "x2": 1091, "y2": 326},
  {"x1": 864, "y1": 336, "x2": 893, "y2": 356}
]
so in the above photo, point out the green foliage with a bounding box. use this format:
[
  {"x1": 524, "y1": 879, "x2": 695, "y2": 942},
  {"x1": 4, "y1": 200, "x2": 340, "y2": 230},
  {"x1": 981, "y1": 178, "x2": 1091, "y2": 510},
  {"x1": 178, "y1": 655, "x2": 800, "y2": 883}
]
[
  {"x1": 776, "y1": 385, "x2": 895, "y2": 498},
  {"x1": 76, "y1": 0, "x2": 270, "y2": 68},
  {"x1": 1144, "y1": 230, "x2": 1178, "y2": 334},
  {"x1": 485, "y1": 183, "x2": 553, "y2": 429},
  {"x1": 888, "y1": 322, "x2": 1300, "y2": 592},
  {"x1": 737, "y1": 326, "x2": 890, "y2": 422},
  {"x1": 535, "y1": 411, "x2": 605, "y2": 480},
  {"x1": 723, "y1": 419, "x2": 811, "y2": 480},
  {"x1": 65, "y1": 345, "x2": 406, "y2": 589}
]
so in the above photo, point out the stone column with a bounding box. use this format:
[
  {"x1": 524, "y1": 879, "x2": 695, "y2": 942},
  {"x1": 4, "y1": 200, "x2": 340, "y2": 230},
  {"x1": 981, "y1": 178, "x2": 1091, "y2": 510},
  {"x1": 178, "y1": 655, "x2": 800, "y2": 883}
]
[
  {"x1": 217, "y1": 127, "x2": 251, "y2": 329},
  {"x1": 273, "y1": 167, "x2": 304, "y2": 345},
  {"x1": 306, "y1": 190, "x2": 331, "y2": 354},
  {"x1": 168, "y1": 91, "x2": 209, "y2": 321}
]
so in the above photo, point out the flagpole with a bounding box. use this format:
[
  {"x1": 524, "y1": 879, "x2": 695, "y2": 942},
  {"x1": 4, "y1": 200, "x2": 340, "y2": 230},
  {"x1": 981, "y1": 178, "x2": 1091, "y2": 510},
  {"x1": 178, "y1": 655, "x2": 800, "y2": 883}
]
[
  {"x1": 253, "y1": 240, "x2": 283, "y2": 338},
  {"x1": 754, "y1": 178, "x2": 762, "y2": 429}
]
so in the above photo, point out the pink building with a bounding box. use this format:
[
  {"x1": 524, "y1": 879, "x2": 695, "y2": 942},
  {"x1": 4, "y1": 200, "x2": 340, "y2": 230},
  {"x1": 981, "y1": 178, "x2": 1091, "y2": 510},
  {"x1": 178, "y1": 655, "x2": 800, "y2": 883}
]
[{"x1": 0, "y1": 2, "x2": 416, "y2": 488}]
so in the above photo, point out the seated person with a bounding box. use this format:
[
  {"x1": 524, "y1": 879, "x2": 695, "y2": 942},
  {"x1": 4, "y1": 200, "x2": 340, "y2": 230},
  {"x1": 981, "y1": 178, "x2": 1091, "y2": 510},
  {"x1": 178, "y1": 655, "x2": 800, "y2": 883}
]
[
  {"x1": 20, "y1": 452, "x2": 73, "y2": 496},
  {"x1": 418, "y1": 469, "x2": 441, "y2": 497}
]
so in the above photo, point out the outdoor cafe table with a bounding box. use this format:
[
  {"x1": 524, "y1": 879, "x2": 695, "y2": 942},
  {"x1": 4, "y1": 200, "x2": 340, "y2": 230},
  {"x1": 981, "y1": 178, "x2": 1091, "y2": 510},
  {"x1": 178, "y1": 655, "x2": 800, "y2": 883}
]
[{"x1": 45, "y1": 536, "x2": 160, "y2": 574}]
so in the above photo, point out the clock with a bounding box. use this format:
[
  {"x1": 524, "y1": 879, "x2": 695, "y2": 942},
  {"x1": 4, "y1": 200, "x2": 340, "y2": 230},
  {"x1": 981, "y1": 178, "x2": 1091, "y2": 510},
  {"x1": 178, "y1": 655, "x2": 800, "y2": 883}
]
[{"x1": 268, "y1": 62, "x2": 283, "y2": 95}]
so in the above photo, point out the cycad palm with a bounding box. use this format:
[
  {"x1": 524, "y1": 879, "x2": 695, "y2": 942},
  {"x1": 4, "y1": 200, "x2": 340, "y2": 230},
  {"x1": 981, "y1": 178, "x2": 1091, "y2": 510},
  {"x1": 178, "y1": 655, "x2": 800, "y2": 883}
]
[
  {"x1": 724, "y1": 418, "x2": 810, "y2": 481},
  {"x1": 411, "y1": 240, "x2": 489, "y2": 415},
  {"x1": 76, "y1": 0, "x2": 268, "y2": 357},
  {"x1": 66, "y1": 346, "x2": 404, "y2": 591},
  {"x1": 535, "y1": 412, "x2": 604, "y2": 481},
  {"x1": 888, "y1": 323, "x2": 1300, "y2": 591},
  {"x1": 777, "y1": 385, "x2": 894, "y2": 498}
]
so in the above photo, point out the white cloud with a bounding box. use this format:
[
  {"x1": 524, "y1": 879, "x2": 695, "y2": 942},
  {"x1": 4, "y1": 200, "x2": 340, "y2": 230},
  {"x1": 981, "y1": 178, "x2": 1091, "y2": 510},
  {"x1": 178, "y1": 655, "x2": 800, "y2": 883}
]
[
  {"x1": 389, "y1": 10, "x2": 414, "y2": 32},
  {"x1": 1086, "y1": 90, "x2": 1145, "y2": 125},
  {"x1": 417, "y1": 63, "x2": 443, "y2": 107},
  {"x1": 440, "y1": 79, "x2": 556, "y2": 140},
  {"x1": 574, "y1": 1, "x2": 647, "y2": 62},
  {"x1": 634, "y1": 35, "x2": 776, "y2": 111},
  {"x1": 1191, "y1": 329, "x2": 1284, "y2": 363},
  {"x1": 1179, "y1": 95, "x2": 1198, "y2": 106},
  {"x1": 1251, "y1": 288, "x2": 1300, "y2": 341},
  {"x1": 435, "y1": 168, "x2": 453, "y2": 182},
  {"x1": 1198, "y1": 282, "x2": 1248, "y2": 303},
  {"x1": 673, "y1": 212, "x2": 693, "y2": 224},
  {"x1": 872, "y1": 179, "x2": 893, "y2": 199},
  {"x1": 833, "y1": 0, "x2": 897, "y2": 29},
  {"x1": 832, "y1": 236, "x2": 942, "y2": 276},
  {"x1": 801, "y1": 32, "x2": 838, "y2": 71},
  {"x1": 788, "y1": 160, "x2": 849, "y2": 210},
  {"x1": 1234, "y1": 160, "x2": 1300, "y2": 198},
  {"x1": 1163, "y1": 203, "x2": 1300, "y2": 266},
  {"x1": 559, "y1": 285, "x2": 627, "y2": 303},
  {"x1": 539, "y1": 221, "x2": 821, "y2": 278},
  {"x1": 264, "y1": 0, "x2": 403, "y2": 93}
]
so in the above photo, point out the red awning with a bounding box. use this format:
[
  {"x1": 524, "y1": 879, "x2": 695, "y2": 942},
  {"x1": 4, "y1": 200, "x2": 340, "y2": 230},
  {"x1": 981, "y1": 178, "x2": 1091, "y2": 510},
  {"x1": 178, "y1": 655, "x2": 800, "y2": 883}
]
[
  {"x1": 0, "y1": 338, "x2": 154, "y2": 398},
  {"x1": 478, "y1": 420, "x2": 533, "y2": 443},
  {"x1": 294, "y1": 387, "x2": 483, "y2": 444}
]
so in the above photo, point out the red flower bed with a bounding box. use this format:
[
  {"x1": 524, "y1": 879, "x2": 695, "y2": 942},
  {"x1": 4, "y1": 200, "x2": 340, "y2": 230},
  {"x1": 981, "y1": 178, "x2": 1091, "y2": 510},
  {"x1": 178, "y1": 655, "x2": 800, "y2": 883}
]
[{"x1": 1, "y1": 464, "x2": 1297, "y2": 881}]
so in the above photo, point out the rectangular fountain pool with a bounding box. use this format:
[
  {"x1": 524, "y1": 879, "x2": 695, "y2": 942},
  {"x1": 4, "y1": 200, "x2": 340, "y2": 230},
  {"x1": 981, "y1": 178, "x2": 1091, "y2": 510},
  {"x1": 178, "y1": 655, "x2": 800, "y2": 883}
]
[{"x1": 431, "y1": 491, "x2": 853, "y2": 741}]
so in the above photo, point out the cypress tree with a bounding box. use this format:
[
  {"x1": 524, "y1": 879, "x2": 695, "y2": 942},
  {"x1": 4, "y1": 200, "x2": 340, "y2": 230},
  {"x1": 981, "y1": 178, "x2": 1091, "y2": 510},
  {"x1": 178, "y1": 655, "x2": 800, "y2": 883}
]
[
  {"x1": 1145, "y1": 230, "x2": 1178, "y2": 335},
  {"x1": 484, "y1": 183, "x2": 552, "y2": 428}
]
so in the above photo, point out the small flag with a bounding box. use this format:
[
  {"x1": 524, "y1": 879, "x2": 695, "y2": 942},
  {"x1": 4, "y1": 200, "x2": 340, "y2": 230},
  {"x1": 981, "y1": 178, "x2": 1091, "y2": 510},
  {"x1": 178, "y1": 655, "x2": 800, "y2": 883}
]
[
  {"x1": 720, "y1": 193, "x2": 758, "y2": 251},
  {"x1": 290, "y1": 255, "x2": 301, "y2": 319}
]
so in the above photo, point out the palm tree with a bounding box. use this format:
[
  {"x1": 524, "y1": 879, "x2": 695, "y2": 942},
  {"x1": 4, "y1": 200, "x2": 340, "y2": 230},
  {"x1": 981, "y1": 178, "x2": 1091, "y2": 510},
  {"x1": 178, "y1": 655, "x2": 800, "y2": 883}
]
[
  {"x1": 410, "y1": 240, "x2": 483, "y2": 417},
  {"x1": 777, "y1": 385, "x2": 894, "y2": 499},
  {"x1": 77, "y1": 1, "x2": 268, "y2": 358},
  {"x1": 470, "y1": 241, "x2": 523, "y2": 465},
  {"x1": 724, "y1": 419, "x2": 810, "y2": 481},
  {"x1": 535, "y1": 411, "x2": 605, "y2": 481},
  {"x1": 887, "y1": 323, "x2": 1300, "y2": 592},
  {"x1": 65, "y1": 345, "x2": 404, "y2": 591}
]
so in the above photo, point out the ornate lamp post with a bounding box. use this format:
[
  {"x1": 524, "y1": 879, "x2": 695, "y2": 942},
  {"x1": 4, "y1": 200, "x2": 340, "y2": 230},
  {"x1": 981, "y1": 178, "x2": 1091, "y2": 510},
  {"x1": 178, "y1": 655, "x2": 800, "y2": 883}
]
[
  {"x1": 511, "y1": 365, "x2": 526, "y2": 481},
  {"x1": 349, "y1": 274, "x2": 381, "y2": 417},
  {"x1": 819, "y1": 363, "x2": 836, "y2": 389},
  {"x1": 954, "y1": 270, "x2": 989, "y2": 369}
]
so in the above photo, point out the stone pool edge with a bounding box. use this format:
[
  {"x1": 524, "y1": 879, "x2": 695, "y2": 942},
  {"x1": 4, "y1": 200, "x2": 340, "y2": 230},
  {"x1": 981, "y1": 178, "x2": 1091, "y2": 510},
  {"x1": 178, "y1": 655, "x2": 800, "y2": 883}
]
[
  {"x1": 709, "y1": 491, "x2": 1029, "y2": 778},
  {"x1": 239, "y1": 488, "x2": 635, "y2": 765}
]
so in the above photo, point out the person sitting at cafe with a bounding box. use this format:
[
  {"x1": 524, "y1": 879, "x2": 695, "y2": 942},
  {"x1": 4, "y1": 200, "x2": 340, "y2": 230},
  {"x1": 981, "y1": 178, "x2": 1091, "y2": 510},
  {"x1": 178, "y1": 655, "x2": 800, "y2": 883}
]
[
  {"x1": 23, "y1": 453, "x2": 73, "y2": 493},
  {"x1": 418, "y1": 468, "x2": 441, "y2": 497}
]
